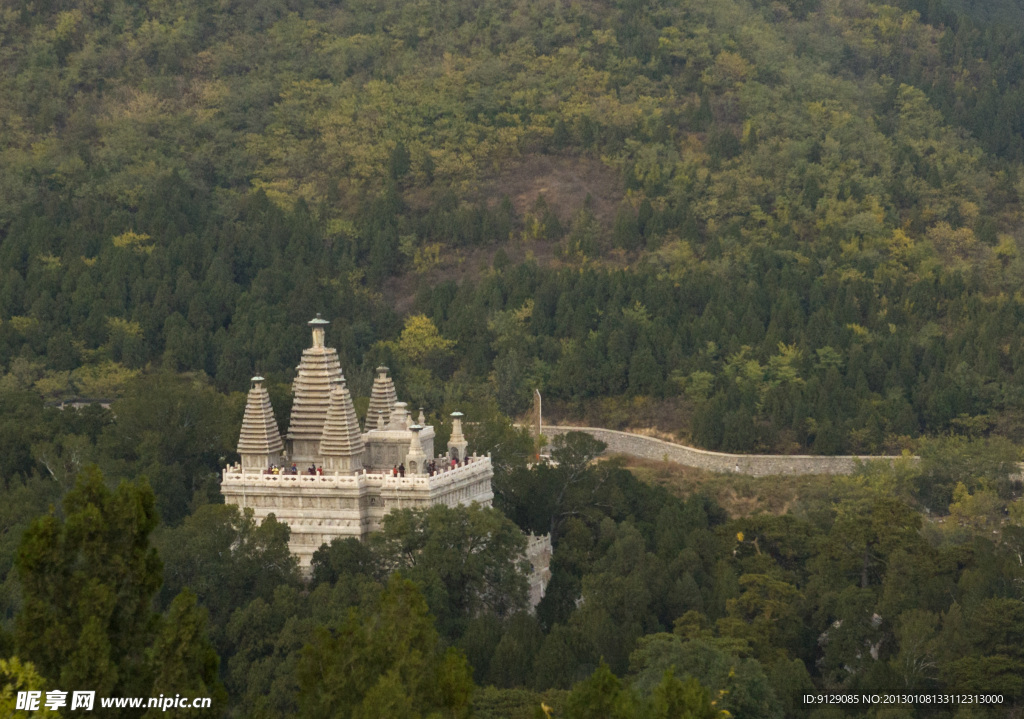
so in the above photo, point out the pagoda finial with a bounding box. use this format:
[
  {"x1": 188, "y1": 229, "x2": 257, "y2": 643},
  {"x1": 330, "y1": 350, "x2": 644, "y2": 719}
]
[
  {"x1": 448, "y1": 411, "x2": 468, "y2": 462},
  {"x1": 308, "y1": 314, "x2": 330, "y2": 349},
  {"x1": 406, "y1": 424, "x2": 427, "y2": 475},
  {"x1": 391, "y1": 402, "x2": 409, "y2": 430}
]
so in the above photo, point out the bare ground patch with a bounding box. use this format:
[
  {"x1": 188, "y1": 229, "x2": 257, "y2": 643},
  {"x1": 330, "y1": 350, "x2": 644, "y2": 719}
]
[
  {"x1": 486, "y1": 153, "x2": 624, "y2": 227},
  {"x1": 384, "y1": 154, "x2": 625, "y2": 313}
]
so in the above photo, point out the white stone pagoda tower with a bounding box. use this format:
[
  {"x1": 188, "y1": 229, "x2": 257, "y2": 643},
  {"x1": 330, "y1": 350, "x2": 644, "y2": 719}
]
[
  {"x1": 286, "y1": 314, "x2": 343, "y2": 463},
  {"x1": 367, "y1": 365, "x2": 398, "y2": 428},
  {"x1": 221, "y1": 316, "x2": 494, "y2": 568},
  {"x1": 236, "y1": 376, "x2": 284, "y2": 470}
]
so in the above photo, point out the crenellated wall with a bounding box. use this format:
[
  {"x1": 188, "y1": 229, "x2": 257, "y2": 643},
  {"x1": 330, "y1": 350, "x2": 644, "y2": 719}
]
[{"x1": 542, "y1": 426, "x2": 912, "y2": 476}]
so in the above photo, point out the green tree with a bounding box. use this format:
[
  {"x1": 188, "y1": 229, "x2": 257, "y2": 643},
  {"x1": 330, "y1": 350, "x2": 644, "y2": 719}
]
[
  {"x1": 311, "y1": 536, "x2": 377, "y2": 588},
  {"x1": 100, "y1": 372, "x2": 237, "y2": 524},
  {"x1": 16, "y1": 466, "x2": 162, "y2": 702},
  {"x1": 15, "y1": 467, "x2": 224, "y2": 715},
  {"x1": 503, "y1": 431, "x2": 608, "y2": 542},
  {"x1": 915, "y1": 436, "x2": 1020, "y2": 509},
  {"x1": 154, "y1": 504, "x2": 301, "y2": 653},
  {"x1": 488, "y1": 612, "x2": 545, "y2": 688},
  {"x1": 563, "y1": 661, "x2": 639, "y2": 719},
  {"x1": 464, "y1": 400, "x2": 536, "y2": 479},
  {"x1": 295, "y1": 575, "x2": 473, "y2": 719},
  {"x1": 612, "y1": 206, "x2": 641, "y2": 252},
  {"x1": 222, "y1": 585, "x2": 321, "y2": 719},
  {"x1": 381, "y1": 314, "x2": 457, "y2": 375},
  {"x1": 717, "y1": 573, "x2": 805, "y2": 664},
  {"x1": 0, "y1": 657, "x2": 46, "y2": 718},
  {"x1": 629, "y1": 634, "x2": 782, "y2": 719},
  {"x1": 145, "y1": 591, "x2": 227, "y2": 718},
  {"x1": 368, "y1": 504, "x2": 530, "y2": 639},
  {"x1": 812, "y1": 497, "x2": 923, "y2": 591},
  {"x1": 0, "y1": 476, "x2": 58, "y2": 630},
  {"x1": 568, "y1": 524, "x2": 664, "y2": 674},
  {"x1": 938, "y1": 598, "x2": 1024, "y2": 700},
  {"x1": 649, "y1": 668, "x2": 719, "y2": 719}
]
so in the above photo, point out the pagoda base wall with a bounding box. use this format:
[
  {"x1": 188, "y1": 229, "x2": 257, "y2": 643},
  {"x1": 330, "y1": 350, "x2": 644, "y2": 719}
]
[
  {"x1": 287, "y1": 439, "x2": 322, "y2": 465},
  {"x1": 221, "y1": 457, "x2": 493, "y2": 570}
]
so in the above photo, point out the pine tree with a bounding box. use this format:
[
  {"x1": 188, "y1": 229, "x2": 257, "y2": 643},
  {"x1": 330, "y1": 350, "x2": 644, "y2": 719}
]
[
  {"x1": 144, "y1": 591, "x2": 227, "y2": 718},
  {"x1": 15, "y1": 468, "x2": 225, "y2": 716},
  {"x1": 296, "y1": 576, "x2": 474, "y2": 719},
  {"x1": 612, "y1": 206, "x2": 641, "y2": 251},
  {"x1": 563, "y1": 661, "x2": 639, "y2": 719},
  {"x1": 16, "y1": 466, "x2": 162, "y2": 702}
]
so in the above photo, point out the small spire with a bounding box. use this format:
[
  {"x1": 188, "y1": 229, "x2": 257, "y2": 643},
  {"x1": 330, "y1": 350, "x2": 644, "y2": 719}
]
[
  {"x1": 368, "y1": 366, "x2": 398, "y2": 427},
  {"x1": 320, "y1": 376, "x2": 364, "y2": 472},
  {"x1": 238, "y1": 380, "x2": 284, "y2": 457},
  {"x1": 406, "y1": 424, "x2": 427, "y2": 475},
  {"x1": 448, "y1": 411, "x2": 468, "y2": 462}
]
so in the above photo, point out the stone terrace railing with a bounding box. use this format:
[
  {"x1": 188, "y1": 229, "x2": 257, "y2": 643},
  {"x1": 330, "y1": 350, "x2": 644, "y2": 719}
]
[
  {"x1": 424, "y1": 455, "x2": 491, "y2": 486},
  {"x1": 222, "y1": 454, "x2": 491, "y2": 488},
  {"x1": 542, "y1": 426, "x2": 910, "y2": 477},
  {"x1": 222, "y1": 466, "x2": 430, "y2": 489}
]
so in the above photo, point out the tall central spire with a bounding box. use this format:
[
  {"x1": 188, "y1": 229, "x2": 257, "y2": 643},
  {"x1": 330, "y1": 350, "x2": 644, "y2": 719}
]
[{"x1": 287, "y1": 315, "x2": 343, "y2": 461}]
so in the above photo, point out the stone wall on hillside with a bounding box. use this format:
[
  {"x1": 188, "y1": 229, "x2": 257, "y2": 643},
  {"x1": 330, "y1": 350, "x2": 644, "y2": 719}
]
[
  {"x1": 525, "y1": 533, "x2": 552, "y2": 609},
  {"x1": 542, "y1": 426, "x2": 911, "y2": 477}
]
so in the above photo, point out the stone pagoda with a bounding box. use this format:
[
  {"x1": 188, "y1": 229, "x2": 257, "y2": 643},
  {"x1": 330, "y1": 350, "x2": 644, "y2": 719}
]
[{"x1": 220, "y1": 316, "x2": 494, "y2": 568}]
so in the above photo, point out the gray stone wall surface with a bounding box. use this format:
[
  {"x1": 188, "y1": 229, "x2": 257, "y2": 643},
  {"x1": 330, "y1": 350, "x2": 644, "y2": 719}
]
[
  {"x1": 524, "y1": 533, "x2": 552, "y2": 610},
  {"x1": 542, "y1": 426, "x2": 910, "y2": 477}
]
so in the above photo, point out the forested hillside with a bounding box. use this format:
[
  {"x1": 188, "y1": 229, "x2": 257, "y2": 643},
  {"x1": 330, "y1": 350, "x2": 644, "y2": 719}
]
[
  {"x1": 6, "y1": 0, "x2": 1024, "y2": 715},
  {"x1": 4, "y1": 0, "x2": 1024, "y2": 452},
  {"x1": 5, "y1": 423, "x2": 1024, "y2": 718}
]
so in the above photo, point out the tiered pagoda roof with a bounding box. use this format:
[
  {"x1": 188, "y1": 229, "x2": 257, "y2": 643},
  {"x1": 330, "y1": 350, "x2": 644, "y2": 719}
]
[
  {"x1": 367, "y1": 365, "x2": 397, "y2": 428},
  {"x1": 321, "y1": 379, "x2": 365, "y2": 458},
  {"x1": 287, "y1": 316, "x2": 344, "y2": 444},
  {"x1": 237, "y1": 377, "x2": 284, "y2": 455}
]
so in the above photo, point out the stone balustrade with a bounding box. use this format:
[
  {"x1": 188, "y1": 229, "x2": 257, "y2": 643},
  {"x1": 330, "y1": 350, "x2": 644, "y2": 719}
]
[{"x1": 223, "y1": 452, "x2": 489, "y2": 486}]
